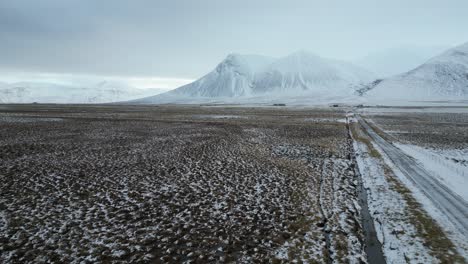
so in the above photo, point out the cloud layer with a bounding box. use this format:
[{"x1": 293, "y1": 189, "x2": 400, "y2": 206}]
[{"x1": 1, "y1": 0, "x2": 467, "y2": 80}]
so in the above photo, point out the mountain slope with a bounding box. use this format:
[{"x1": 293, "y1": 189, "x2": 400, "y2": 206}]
[
  {"x1": 0, "y1": 81, "x2": 166, "y2": 104},
  {"x1": 364, "y1": 42, "x2": 468, "y2": 101},
  {"x1": 355, "y1": 46, "x2": 449, "y2": 78},
  {"x1": 253, "y1": 51, "x2": 374, "y2": 94},
  {"x1": 135, "y1": 51, "x2": 375, "y2": 104}
]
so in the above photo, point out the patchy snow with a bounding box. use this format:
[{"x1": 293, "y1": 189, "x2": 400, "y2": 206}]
[
  {"x1": 0, "y1": 115, "x2": 64, "y2": 123},
  {"x1": 304, "y1": 117, "x2": 347, "y2": 123},
  {"x1": 193, "y1": 114, "x2": 247, "y2": 119},
  {"x1": 395, "y1": 143, "x2": 468, "y2": 202},
  {"x1": 0, "y1": 107, "x2": 370, "y2": 263}
]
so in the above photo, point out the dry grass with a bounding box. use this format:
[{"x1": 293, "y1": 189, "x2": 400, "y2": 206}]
[{"x1": 350, "y1": 122, "x2": 381, "y2": 158}]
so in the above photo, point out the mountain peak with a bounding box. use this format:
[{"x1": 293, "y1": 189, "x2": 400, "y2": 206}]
[{"x1": 216, "y1": 53, "x2": 275, "y2": 75}]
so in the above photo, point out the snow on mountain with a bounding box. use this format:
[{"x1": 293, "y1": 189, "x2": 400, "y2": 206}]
[
  {"x1": 171, "y1": 54, "x2": 275, "y2": 97},
  {"x1": 363, "y1": 42, "x2": 468, "y2": 101},
  {"x1": 355, "y1": 46, "x2": 449, "y2": 78},
  {"x1": 134, "y1": 51, "x2": 375, "y2": 104},
  {"x1": 253, "y1": 51, "x2": 374, "y2": 95},
  {"x1": 0, "y1": 81, "x2": 166, "y2": 104}
]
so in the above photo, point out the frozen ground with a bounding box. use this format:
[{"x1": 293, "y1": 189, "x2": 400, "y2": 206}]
[
  {"x1": 0, "y1": 105, "x2": 366, "y2": 263},
  {"x1": 1, "y1": 104, "x2": 465, "y2": 263},
  {"x1": 358, "y1": 106, "x2": 468, "y2": 114}
]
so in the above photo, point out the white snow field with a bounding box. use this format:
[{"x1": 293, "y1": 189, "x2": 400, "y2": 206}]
[{"x1": 0, "y1": 81, "x2": 166, "y2": 104}]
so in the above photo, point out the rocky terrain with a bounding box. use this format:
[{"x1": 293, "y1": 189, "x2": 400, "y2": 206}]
[{"x1": 365, "y1": 111, "x2": 468, "y2": 150}]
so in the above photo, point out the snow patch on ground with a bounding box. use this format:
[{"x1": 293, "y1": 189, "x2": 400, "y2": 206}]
[
  {"x1": 0, "y1": 115, "x2": 64, "y2": 123},
  {"x1": 304, "y1": 117, "x2": 347, "y2": 123},
  {"x1": 192, "y1": 114, "x2": 247, "y2": 119}
]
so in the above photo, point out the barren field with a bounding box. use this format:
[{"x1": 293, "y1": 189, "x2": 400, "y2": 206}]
[
  {"x1": 365, "y1": 111, "x2": 468, "y2": 150},
  {"x1": 0, "y1": 105, "x2": 368, "y2": 263}
]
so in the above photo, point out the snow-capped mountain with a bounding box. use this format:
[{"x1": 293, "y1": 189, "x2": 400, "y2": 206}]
[
  {"x1": 363, "y1": 42, "x2": 468, "y2": 101},
  {"x1": 134, "y1": 51, "x2": 375, "y2": 104},
  {"x1": 0, "y1": 81, "x2": 166, "y2": 104}
]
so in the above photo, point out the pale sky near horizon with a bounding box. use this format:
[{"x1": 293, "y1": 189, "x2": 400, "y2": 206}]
[{"x1": 0, "y1": 0, "x2": 467, "y2": 88}]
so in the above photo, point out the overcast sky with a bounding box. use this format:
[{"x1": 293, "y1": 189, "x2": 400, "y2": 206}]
[{"x1": 0, "y1": 0, "x2": 467, "y2": 88}]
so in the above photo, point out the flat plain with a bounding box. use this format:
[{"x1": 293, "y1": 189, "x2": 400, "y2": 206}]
[{"x1": 0, "y1": 104, "x2": 366, "y2": 263}]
